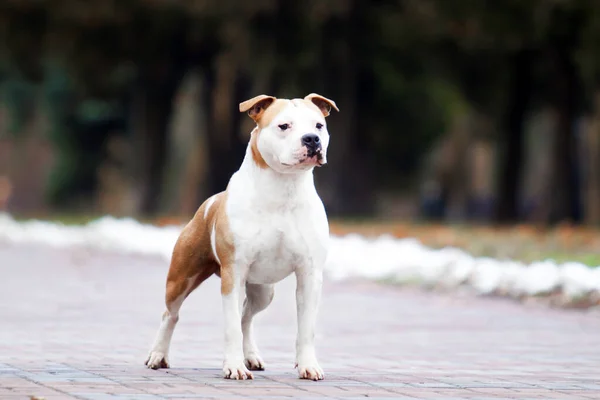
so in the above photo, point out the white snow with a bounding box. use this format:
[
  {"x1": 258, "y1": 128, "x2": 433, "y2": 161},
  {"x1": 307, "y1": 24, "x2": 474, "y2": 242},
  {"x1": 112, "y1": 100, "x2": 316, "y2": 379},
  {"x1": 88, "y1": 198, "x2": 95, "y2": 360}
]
[{"x1": 1, "y1": 213, "x2": 599, "y2": 301}]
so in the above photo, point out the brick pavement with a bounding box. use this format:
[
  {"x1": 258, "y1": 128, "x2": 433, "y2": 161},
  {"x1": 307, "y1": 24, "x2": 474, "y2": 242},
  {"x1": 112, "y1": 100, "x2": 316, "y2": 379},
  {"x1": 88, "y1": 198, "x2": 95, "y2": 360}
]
[{"x1": 1, "y1": 244, "x2": 599, "y2": 400}]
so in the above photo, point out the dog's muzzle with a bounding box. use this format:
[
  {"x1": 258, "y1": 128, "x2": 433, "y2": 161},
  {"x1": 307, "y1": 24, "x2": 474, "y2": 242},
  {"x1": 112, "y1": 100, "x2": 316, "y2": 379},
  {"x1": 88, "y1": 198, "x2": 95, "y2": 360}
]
[{"x1": 301, "y1": 134, "x2": 322, "y2": 158}]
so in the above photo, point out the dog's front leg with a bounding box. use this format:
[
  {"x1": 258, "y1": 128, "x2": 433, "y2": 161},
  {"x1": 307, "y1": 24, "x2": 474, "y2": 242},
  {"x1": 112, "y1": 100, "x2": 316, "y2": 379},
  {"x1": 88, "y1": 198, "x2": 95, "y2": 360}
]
[
  {"x1": 295, "y1": 268, "x2": 324, "y2": 380},
  {"x1": 221, "y1": 269, "x2": 253, "y2": 380}
]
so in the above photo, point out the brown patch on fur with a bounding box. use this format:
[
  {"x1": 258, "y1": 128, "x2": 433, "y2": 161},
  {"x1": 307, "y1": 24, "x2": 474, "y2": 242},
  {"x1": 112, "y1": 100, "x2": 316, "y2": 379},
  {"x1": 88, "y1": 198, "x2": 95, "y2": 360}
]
[
  {"x1": 256, "y1": 99, "x2": 290, "y2": 128},
  {"x1": 304, "y1": 93, "x2": 339, "y2": 117},
  {"x1": 297, "y1": 99, "x2": 325, "y2": 117},
  {"x1": 243, "y1": 99, "x2": 290, "y2": 169},
  {"x1": 239, "y1": 93, "x2": 338, "y2": 170},
  {"x1": 239, "y1": 95, "x2": 276, "y2": 123},
  {"x1": 250, "y1": 128, "x2": 269, "y2": 169},
  {"x1": 212, "y1": 191, "x2": 236, "y2": 295},
  {"x1": 164, "y1": 191, "x2": 235, "y2": 308},
  {"x1": 240, "y1": 96, "x2": 292, "y2": 170}
]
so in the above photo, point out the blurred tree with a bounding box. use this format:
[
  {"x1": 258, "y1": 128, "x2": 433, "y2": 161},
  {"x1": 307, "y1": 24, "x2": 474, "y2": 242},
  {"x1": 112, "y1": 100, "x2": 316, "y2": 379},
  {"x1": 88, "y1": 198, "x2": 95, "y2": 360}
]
[
  {"x1": 544, "y1": 2, "x2": 585, "y2": 224},
  {"x1": 1, "y1": 0, "x2": 599, "y2": 225},
  {"x1": 419, "y1": 0, "x2": 592, "y2": 225},
  {"x1": 578, "y1": 2, "x2": 600, "y2": 225}
]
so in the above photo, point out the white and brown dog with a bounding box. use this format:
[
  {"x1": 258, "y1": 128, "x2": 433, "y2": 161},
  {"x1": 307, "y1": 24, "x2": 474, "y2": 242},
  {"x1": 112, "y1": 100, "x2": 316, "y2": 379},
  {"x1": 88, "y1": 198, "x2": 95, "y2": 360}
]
[{"x1": 145, "y1": 93, "x2": 338, "y2": 381}]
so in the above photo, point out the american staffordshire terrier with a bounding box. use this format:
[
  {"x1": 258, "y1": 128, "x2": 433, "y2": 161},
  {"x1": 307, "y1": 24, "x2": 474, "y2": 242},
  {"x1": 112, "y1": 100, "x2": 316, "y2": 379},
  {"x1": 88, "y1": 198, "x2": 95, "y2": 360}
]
[{"x1": 145, "y1": 93, "x2": 339, "y2": 381}]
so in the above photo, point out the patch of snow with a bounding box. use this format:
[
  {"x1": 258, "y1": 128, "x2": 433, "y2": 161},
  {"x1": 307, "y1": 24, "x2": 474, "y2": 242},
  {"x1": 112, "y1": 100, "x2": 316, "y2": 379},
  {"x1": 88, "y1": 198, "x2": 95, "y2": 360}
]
[{"x1": 1, "y1": 213, "x2": 598, "y2": 301}]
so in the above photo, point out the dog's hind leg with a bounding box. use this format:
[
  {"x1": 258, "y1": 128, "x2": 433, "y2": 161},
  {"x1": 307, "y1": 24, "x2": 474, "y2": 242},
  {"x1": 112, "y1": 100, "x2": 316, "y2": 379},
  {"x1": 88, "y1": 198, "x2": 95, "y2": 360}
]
[
  {"x1": 145, "y1": 230, "x2": 217, "y2": 370},
  {"x1": 241, "y1": 283, "x2": 274, "y2": 371}
]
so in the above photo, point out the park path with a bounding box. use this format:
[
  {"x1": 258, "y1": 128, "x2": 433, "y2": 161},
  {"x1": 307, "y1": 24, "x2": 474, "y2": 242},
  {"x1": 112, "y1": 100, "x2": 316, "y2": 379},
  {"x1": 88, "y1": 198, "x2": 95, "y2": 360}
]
[{"x1": 0, "y1": 244, "x2": 599, "y2": 400}]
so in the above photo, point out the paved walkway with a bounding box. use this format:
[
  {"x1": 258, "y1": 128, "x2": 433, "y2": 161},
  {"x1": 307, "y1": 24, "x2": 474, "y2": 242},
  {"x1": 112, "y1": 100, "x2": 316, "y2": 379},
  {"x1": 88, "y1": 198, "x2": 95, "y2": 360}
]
[{"x1": 1, "y1": 244, "x2": 599, "y2": 400}]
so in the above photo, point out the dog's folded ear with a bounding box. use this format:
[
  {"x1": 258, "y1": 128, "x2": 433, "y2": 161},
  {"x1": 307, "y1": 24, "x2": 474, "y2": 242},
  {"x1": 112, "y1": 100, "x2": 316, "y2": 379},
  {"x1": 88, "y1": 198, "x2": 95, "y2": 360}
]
[
  {"x1": 304, "y1": 93, "x2": 339, "y2": 117},
  {"x1": 239, "y1": 95, "x2": 277, "y2": 123}
]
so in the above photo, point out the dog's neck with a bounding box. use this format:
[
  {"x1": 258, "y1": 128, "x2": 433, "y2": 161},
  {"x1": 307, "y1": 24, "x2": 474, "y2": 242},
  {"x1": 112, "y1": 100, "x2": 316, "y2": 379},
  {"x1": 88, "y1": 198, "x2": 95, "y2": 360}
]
[{"x1": 236, "y1": 142, "x2": 316, "y2": 208}]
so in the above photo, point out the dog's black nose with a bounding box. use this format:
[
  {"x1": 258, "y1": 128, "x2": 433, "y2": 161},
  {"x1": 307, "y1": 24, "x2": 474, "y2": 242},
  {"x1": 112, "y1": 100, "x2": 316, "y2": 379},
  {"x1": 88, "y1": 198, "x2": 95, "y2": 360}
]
[{"x1": 301, "y1": 134, "x2": 321, "y2": 150}]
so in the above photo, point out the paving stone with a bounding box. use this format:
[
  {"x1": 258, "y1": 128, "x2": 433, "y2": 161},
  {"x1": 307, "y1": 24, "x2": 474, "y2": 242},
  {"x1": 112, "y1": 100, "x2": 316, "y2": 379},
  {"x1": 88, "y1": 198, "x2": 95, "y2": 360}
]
[{"x1": 1, "y1": 244, "x2": 599, "y2": 400}]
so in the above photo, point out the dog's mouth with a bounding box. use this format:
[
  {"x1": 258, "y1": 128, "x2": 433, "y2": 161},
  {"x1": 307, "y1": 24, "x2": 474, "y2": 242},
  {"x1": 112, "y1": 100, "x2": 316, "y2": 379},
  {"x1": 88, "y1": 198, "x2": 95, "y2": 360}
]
[
  {"x1": 315, "y1": 156, "x2": 327, "y2": 167},
  {"x1": 290, "y1": 155, "x2": 326, "y2": 167},
  {"x1": 281, "y1": 150, "x2": 326, "y2": 168},
  {"x1": 306, "y1": 149, "x2": 326, "y2": 167}
]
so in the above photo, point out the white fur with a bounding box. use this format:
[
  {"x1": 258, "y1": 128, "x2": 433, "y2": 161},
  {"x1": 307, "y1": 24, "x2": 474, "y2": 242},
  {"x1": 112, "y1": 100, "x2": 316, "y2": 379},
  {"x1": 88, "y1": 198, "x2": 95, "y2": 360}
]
[
  {"x1": 204, "y1": 195, "x2": 217, "y2": 218},
  {"x1": 222, "y1": 286, "x2": 248, "y2": 379},
  {"x1": 145, "y1": 275, "x2": 197, "y2": 369},
  {"x1": 257, "y1": 101, "x2": 329, "y2": 173},
  {"x1": 210, "y1": 222, "x2": 221, "y2": 265},
  {"x1": 242, "y1": 283, "x2": 273, "y2": 371},
  {"x1": 220, "y1": 101, "x2": 330, "y2": 380},
  {"x1": 144, "y1": 99, "x2": 331, "y2": 380}
]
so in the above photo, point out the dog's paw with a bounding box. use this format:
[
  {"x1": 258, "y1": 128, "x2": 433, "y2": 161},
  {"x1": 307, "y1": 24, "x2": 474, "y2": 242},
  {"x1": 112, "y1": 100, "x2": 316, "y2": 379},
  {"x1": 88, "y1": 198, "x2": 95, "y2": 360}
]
[
  {"x1": 244, "y1": 353, "x2": 265, "y2": 371},
  {"x1": 145, "y1": 351, "x2": 169, "y2": 370},
  {"x1": 223, "y1": 360, "x2": 254, "y2": 380},
  {"x1": 295, "y1": 359, "x2": 324, "y2": 381}
]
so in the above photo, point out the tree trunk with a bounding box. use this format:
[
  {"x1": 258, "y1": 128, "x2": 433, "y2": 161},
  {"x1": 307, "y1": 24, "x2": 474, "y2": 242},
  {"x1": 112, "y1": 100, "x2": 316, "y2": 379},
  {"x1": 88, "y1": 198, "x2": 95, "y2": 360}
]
[
  {"x1": 130, "y1": 62, "x2": 186, "y2": 216},
  {"x1": 548, "y1": 46, "x2": 581, "y2": 224},
  {"x1": 315, "y1": 0, "x2": 375, "y2": 217},
  {"x1": 495, "y1": 50, "x2": 533, "y2": 223},
  {"x1": 161, "y1": 70, "x2": 209, "y2": 216},
  {"x1": 584, "y1": 92, "x2": 600, "y2": 225},
  {"x1": 201, "y1": 55, "x2": 250, "y2": 196},
  {"x1": 444, "y1": 110, "x2": 473, "y2": 222}
]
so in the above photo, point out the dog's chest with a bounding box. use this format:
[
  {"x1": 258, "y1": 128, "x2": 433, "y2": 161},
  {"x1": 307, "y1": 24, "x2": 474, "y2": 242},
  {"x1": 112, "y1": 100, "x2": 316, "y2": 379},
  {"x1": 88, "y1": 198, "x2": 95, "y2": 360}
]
[
  {"x1": 228, "y1": 200, "x2": 326, "y2": 285},
  {"x1": 245, "y1": 210, "x2": 317, "y2": 284},
  {"x1": 225, "y1": 168, "x2": 329, "y2": 284}
]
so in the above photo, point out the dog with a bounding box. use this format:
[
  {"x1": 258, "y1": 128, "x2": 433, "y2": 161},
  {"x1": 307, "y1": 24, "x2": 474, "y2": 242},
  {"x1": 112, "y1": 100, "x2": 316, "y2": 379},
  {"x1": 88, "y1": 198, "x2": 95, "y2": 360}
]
[{"x1": 145, "y1": 93, "x2": 338, "y2": 381}]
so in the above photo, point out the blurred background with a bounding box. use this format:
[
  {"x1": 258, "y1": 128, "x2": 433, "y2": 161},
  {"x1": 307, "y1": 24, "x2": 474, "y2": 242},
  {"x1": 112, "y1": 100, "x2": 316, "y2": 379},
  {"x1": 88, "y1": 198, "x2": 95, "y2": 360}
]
[{"x1": 1, "y1": 0, "x2": 600, "y2": 229}]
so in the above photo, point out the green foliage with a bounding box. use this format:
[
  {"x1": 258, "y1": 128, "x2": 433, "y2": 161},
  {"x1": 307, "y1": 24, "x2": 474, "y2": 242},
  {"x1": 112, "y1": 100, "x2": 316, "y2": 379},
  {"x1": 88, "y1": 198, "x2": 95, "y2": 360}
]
[
  {"x1": 42, "y1": 64, "x2": 78, "y2": 205},
  {"x1": 370, "y1": 59, "x2": 454, "y2": 183},
  {"x1": 0, "y1": 78, "x2": 37, "y2": 135},
  {"x1": 1, "y1": 0, "x2": 600, "y2": 215}
]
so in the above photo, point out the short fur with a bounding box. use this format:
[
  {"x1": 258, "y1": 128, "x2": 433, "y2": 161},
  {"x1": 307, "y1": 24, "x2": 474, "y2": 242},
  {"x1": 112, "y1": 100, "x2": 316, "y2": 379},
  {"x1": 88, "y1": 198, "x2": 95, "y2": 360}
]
[{"x1": 146, "y1": 93, "x2": 338, "y2": 381}]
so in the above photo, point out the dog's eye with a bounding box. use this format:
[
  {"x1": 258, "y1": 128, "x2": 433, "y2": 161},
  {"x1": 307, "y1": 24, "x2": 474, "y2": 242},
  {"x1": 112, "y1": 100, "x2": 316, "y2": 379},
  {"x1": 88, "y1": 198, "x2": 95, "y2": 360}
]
[
  {"x1": 278, "y1": 124, "x2": 290, "y2": 131},
  {"x1": 316, "y1": 123, "x2": 323, "y2": 130}
]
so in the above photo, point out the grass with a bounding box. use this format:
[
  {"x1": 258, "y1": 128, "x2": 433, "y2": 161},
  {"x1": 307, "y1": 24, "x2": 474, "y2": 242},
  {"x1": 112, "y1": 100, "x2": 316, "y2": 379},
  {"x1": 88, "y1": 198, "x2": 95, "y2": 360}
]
[
  {"x1": 12, "y1": 214, "x2": 102, "y2": 225},
  {"x1": 11, "y1": 213, "x2": 155, "y2": 226},
  {"x1": 517, "y1": 251, "x2": 600, "y2": 267}
]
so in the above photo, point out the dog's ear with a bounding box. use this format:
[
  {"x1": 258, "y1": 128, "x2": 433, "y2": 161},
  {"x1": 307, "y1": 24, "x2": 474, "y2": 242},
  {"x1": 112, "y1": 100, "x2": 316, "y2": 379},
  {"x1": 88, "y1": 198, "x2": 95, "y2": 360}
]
[
  {"x1": 239, "y1": 95, "x2": 277, "y2": 123},
  {"x1": 304, "y1": 93, "x2": 339, "y2": 117}
]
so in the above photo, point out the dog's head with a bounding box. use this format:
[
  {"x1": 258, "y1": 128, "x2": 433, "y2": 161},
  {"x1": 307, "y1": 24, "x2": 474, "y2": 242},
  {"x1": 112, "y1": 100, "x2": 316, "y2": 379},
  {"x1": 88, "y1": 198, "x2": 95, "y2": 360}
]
[{"x1": 239, "y1": 93, "x2": 339, "y2": 174}]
